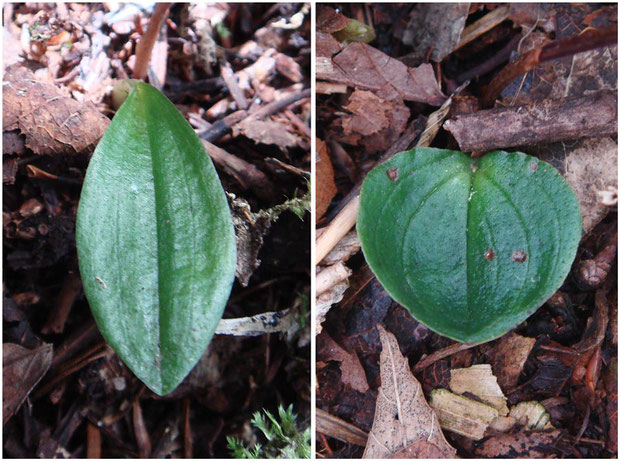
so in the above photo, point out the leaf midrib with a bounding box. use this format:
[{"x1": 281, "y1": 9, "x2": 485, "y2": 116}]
[{"x1": 138, "y1": 86, "x2": 165, "y2": 391}]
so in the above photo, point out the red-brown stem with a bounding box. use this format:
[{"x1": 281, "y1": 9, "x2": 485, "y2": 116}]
[
  {"x1": 133, "y1": 3, "x2": 171, "y2": 80},
  {"x1": 483, "y1": 25, "x2": 617, "y2": 107}
]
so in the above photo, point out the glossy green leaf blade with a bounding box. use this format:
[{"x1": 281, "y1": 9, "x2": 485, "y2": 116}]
[
  {"x1": 358, "y1": 148, "x2": 581, "y2": 344},
  {"x1": 76, "y1": 82, "x2": 236, "y2": 395}
]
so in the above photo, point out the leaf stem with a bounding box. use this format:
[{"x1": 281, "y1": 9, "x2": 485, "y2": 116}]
[{"x1": 133, "y1": 3, "x2": 171, "y2": 80}]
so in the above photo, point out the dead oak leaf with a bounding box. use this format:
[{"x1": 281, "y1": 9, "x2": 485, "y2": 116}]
[
  {"x1": 3, "y1": 342, "x2": 53, "y2": 424},
  {"x1": 3, "y1": 65, "x2": 110, "y2": 156},
  {"x1": 317, "y1": 42, "x2": 446, "y2": 106},
  {"x1": 363, "y1": 325, "x2": 456, "y2": 458}
]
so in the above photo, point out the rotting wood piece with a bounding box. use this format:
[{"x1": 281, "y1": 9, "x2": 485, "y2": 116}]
[{"x1": 444, "y1": 91, "x2": 617, "y2": 152}]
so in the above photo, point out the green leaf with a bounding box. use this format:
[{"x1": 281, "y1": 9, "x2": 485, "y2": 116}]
[
  {"x1": 76, "y1": 82, "x2": 236, "y2": 395},
  {"x1": 358, "y1": 148, "x2": 581, "y2": 344}
]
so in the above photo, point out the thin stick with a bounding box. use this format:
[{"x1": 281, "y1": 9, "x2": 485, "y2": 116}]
[
  {"x1": 454, "y1": 5, "x2": 510, "y2": 52},
  {"x1": 413, "y1": 342, "x2": 476, "y2": 373},
  {"x1": 316, "y1": 196, "x2": 360, "y2": 264},
  {"x1": 133, "y1": 3, "x2": 171, "y2": 80},
  {"x1": 483, "y1": 25, "x2": 617, "y2": 107},
  {"x1": 316, "y1": 409, "x2": 368, "y2": 446},
  {"x1": 220, "y1": 61, "x2": 248, "y2": 110}
]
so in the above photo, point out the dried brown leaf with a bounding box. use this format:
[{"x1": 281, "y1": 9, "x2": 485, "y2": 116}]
[
  {"x1": 3, "y1": 65, "x2": 110, "y2": 156},
  {"x1": 316, "y1": 139, "x2": 337, "y2": 219},
  {"x1": 475, "y1": 429, "x2": 565, "y2": 458},
  {"x1": 318, "y1": 331, "x2": 369, "y2": 393},
  {"x1": 233, "y1": 118, "x2": 300, "y2": 148},
  {"x1": 335, "y1": 90, "x2": 409, "y2": 155},
  {"x1": 486, "y1": 331, "x2": 536, "y2": 389},
  {"x1": 363, "y1": 325, "x2": 456, "y2": 458},
  {"x1": 317, "y1": 42, "x2": 446, "y2": 106},
  {"x1": 401, "y1": 3, "x2": 470, "y2": 64},
  {"x1": 317, "y1": 5, "x2": 350, "y2": 34},
  {"x1": 3, "y1": 342, "x2": 53, "y2": 424}
]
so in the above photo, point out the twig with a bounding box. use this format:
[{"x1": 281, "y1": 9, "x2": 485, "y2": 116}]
[
  {"x1": 316, "y1": 409, "x2": 368, "y2": 446},
  {"x1": 265, "y1": 157, "x2": 310, "y2": 177},
  {"x1": 26, "y1": 165, "x2": 82, "y2": 185},
  {"x1": 316, "y1": 196, "x2": 360, "y2": 265},
  {"x1": 200, "y1": 110, "x2": 248, "y2": 143},
  {"x1": 220, "y1": 60, "x2": 249, "y2": 110},
  {"x1": 215, "y1": 309, "x2": 296, "y2": 336},
  {"x1": 133, "y1": 3, "x2": 171, "y2": 80},
  {"x1": 132, "y1": 400, "x2": 152, "y2": 458},
  {"x1": 454, "y1": 5, "x2": 511, "y2": 51},
  {"x1": 86, "y1": 423, "x2": 102, "y2": 459},
  {"x1": 201, "y1": 139, "x2": 277, "y2": 201},
  {"x1": 457, "y1": 34, "x2": 520, "y2": 83},
  {"x1": 200, "y1": 89, "x2": 310, "y2": 142},
  {"x1": 413, "y1": 342, "x2": 476, "y2": 373},
  {"x1": 41, "y1": 270, "x2": 82, "y2": 334},
  {"x1": 252, "y1": 88, "x2": 311, "y2": 120},
  {"x1": 33, "y1": 343, "x2": 110, "y2": 399},
  {"x1": 482, "y1": 25, "x2": 617, "y2": 107},
  {"x1": 445, "y1": 91, "x2": 617, "y2": 151},
  {"x1": 183, "y1": 399, "x2": 193, "y2": 459}
]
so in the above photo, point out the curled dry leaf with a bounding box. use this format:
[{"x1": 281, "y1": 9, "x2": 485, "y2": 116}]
[
  {"x1": 317, "y1": 41, "x2": 446, "y2": 106},
  {"x1": 316, "y1": 280, "x2": 348, "y2": 335},
  {"x1": 322, "y1": 231, "x2": 361, "y2": 266},
  {"x1": 3, "y1": 65, "x2": 110, "y2": 156},
  {"x1": 362, "y1": 325, "x2": 456, "y2": 458},
  {"x1": 316, "y1": 261, "x2": 352, "y2": 296},
  {"x1": 3, "y1": 342, "x2": 53, "y2": 424}
]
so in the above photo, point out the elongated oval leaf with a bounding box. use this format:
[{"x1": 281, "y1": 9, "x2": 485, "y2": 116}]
[
  {"x1": 76, "y1": 82, "x2": 236, "y2": 395},
  {"x1": 358, "y1": 148, "x2": 581, "y2": 344}
]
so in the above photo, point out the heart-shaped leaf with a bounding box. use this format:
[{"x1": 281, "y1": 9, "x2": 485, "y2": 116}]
[
  {"x1": 76, "y1": 82, "x2": 236, "y2": 395},
  {"x1": 358, "y1": 148, "x2": 581, "y2": 344}
]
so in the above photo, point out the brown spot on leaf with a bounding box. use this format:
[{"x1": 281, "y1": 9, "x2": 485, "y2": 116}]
[
  {"x1": 387, "y1": 167, "x2": 399, "y2": 181},
  {"x1": 529, "y1": 161, "x2": 539, "y2": 172},
  {"x1": 484, "y1": 249, "x2": 495, "y2": 261},
  {"x1": 512, "y1": 250, "x2": 527, "y2": 263}
]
